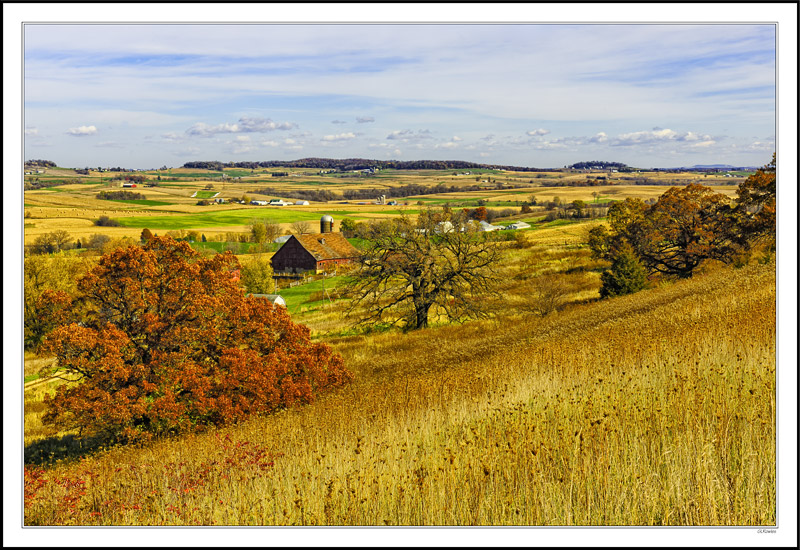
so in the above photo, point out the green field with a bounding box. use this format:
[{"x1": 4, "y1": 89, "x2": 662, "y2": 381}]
[
  {"x1": 194, "y1": 191, "x2": 219, "y2": 199},
  {"x1": 115, "y1": 208, "x2": 372, "y2": 230},
  {"x1": 279, "y1": 275, "x2": 348, "y2": 313}
]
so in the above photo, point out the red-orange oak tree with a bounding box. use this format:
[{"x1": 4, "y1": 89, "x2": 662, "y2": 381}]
[{"x1": 41, "y1": 236, "x2": 351, "y2": 442}]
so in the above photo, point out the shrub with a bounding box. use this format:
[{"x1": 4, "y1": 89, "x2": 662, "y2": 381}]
[
  {"x1": 96, "y1": 190, "x2": 146, "y2": 201},
  {"x1": 40, "y1": 237, "x2": 352, "y2": 443},
  {"x1": 599, "y1": 248, "x2": 648, "y2": 298},
  {"x1": 94, "y1": 215, "x2": 121, "y2": 227}
]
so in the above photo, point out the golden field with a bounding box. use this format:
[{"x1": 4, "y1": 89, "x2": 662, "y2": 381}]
[
  {"x1": 23, "y1": 259, "x2": 776, "y2": 527},
  {"x1": 20, "y1": 165, "x2": 779, "y2": 536}
]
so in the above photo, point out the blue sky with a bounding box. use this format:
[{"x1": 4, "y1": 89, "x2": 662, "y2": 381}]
[{"x1": 23, "y1": 23, "x2": 777, "y2": 169}]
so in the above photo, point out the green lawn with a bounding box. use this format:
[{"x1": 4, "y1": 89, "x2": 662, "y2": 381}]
[{"x1": 279, "y1": 275, "x2": 348, "y2": 312}]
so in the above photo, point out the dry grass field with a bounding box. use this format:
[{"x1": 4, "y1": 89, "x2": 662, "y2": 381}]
[
  {"x1": 23, "y1": 260, "x2": 776, "y2": 526},
  {"x1": 22, "y1": 165, "x2": 776, "y2": 530}
]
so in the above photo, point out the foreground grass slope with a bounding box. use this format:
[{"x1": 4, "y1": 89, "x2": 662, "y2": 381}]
[{"x1": 24, "y1": 262, "x2": 775, "y2": 526}]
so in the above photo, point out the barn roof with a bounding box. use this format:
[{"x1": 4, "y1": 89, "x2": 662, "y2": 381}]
[{"x1": 293, "y1": 233, "x2": 360, "y2": 261}]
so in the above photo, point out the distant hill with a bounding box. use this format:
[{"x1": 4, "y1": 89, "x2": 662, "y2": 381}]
[
  {"x1": 567, "y1": 161, "x2": 631, "y2": 171},
  {"x1": 182, "y1": 158, "x2": 548, "y2": 172},
  {"x1": 691, "y1": 164, "x2": 735, "y2": 169}
]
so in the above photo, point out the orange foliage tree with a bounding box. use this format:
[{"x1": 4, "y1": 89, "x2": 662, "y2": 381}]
[
  {"x1": 735, "y1": 153, "x2": 776, "y2": 248},
  {"x1": 40, "y1": 236, "x2": 351, "y2": 442},
  {"x1": 589, "y1": 184, "x2": 740, "y2": 278}
]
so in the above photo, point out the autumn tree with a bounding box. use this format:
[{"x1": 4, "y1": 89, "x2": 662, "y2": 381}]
[
  {"x1": 735, "y1": 153, "x2": 776, "y2": 248},
  {"x1": 24, "y1": 253, "x2": 95, "y2": 348},
  {"x1": 339, "y1": 218, "x2": 361, "y2": 238},
  {"x1": 345, "y1": 210, "x2": 501, "y2": 330},
  {"x1": 589, "y1": 184, "x2": 739, "y2": 278},
  {"x1": 40, "y1": 237, "x2": 351, "y2": 442},
  {"x1": 241, "y1": 254, "x2": 275, "y2": 294},
  {"x1": 30, "y1": 230, "x2": 73, "y2": 255},
  {"x1": 249, "y1": 219, "x2": 281, "y2": 246}
]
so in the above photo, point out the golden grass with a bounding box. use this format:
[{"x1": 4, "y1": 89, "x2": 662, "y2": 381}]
[{"x1": 23, "y1": 261, "x2": 775, "y2": 526}]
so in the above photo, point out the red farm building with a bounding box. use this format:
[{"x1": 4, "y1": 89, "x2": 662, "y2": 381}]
[{"x1": 271, "y1": 215, "x2": 360, "y2": 275}]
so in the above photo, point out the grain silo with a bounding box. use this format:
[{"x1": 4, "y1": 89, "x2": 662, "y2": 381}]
[{"x1": 320, "y1": 214, "x2": 334, "y2": 233}]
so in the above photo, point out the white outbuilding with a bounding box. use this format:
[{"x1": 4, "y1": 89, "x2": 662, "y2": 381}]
[{"x1": 505, "y1": 221, "x2": 531, "y2": 230}]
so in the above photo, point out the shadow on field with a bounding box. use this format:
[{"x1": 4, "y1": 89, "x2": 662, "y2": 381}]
[{"x1": 25, "y1": 433, "x2": 109, "y2": 466}]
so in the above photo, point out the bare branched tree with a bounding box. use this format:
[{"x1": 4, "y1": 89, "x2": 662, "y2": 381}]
[
  {"x1": 345, "y1": 210, "x2": 501, "y2": 330},
  {"x1": 290, "y1": 220, "x2": 312, "y2": 235}
]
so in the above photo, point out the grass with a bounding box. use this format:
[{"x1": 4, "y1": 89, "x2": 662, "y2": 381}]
[
  {"x1": 115, "y1": 209, "x2": 328, "y2": 230},
  {"x1": 278, "y1": 275, "x2": 348, "y2": 313},
  {"x1": 114, "y1": 208, "x2": 381, "y2": 230},
  {"x1": 194, "y1": 191, "x2": 219, "y2": 199},
  {"x1": 22, "y1": 261, "x2": 776, "y2": 526}
]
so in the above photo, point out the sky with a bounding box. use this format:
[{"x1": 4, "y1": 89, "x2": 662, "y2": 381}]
[{"x1": 22, "y1": 22, "x2": 777, "y2": 169}]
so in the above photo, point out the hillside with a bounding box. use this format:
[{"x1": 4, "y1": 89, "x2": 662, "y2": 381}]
[{"x1": 24, "y1": 261, "x2": 775, "y2": 526}]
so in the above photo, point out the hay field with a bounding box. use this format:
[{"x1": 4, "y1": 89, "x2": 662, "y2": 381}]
[
  {"x1": 24, "y1": 166, "x2": 739, "y2": 251},
  {"x1": 23, "y1": 261, "x2": 776, "y2": 526}
]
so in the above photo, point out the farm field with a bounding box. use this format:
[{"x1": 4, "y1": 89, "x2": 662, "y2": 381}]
[
  {"x1": 21, "y1": 163, "x2": 776, "y2": 531},
  {"x1": 23, "y1": 165, "x2": 739, "y2": 246}
]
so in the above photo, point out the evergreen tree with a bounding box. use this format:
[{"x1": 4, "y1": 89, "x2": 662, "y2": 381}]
[{"x1": 599, "y1": 247, "x2": 648, "y2": 298}]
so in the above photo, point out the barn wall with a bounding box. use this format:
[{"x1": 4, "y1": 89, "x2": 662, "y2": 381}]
[{"x1": 271, "y1": 238, "x2": 318, "y2": 273}]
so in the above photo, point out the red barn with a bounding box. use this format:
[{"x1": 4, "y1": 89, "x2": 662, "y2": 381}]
[{"x1": 271, "y1": 232, "x2": 359, "y2": 275}]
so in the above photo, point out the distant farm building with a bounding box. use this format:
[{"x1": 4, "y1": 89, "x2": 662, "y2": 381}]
[
  {"x1": 250, "y1": 200, "x2": 269, "y2": 206},
  {"x1": 478, "y1": 220, "x2": 503, "y2": 232},
  {"x1": 269, "y1": 199, "x2": 292, "y2": 206},
  {"x1": 505, "y1": 221, "x2": 531, "y2": 230},
  {"x1": 295, "y1": 200, "x2": 310, "y2": 206},
  {"x1": 271, "y1": 215, "x2": 359, "y2": 275},
  {"x1": 246, "y1": 293, "x2": 287, "y2": 307}
]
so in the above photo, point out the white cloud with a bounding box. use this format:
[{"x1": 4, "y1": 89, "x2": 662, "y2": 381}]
[
  {"x1": 386, "y1": 129, "x2": 433, "y2": 142},
  {"x1": 67, "y1": 125, "x2": 97, "y2": 136},
  {"x1": 321, "y1": 132, "x2": 356, "y2": 142},
  {"x1": 356, "y1": 116, "x2": 375, "y2": 123},
  {"x1": 611, "y1": 128, "x2": 715, "y2": 147},
  {"x1": 526, "y1": 128, "x2": 550, "y2": 137},
  {"x1": 186, "y1": 117, "x2": 297, "y2": 136},
  {"x1": 161, "y1": 131, "x2": 184, "y2": 142}
]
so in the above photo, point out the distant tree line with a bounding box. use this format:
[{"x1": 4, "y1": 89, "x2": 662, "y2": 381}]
[
  {"x1": 184, "y1": 158, "x2": 545, "y2": 172},
  {"x1": 110, "y1": 174, "x2": 147, "y2": 183},
  {"x1": 568, "y1": 161, "x2": 631, "y2": 170},
  {"x1": 254, "y1": 183, "x2": 489, "y2": 203},
  {"x1": 24, "y1": 179, "x2": 66, "y2": 191},
  {"x1": 25, "y1": 159, "x2": 57, "y2": 168},
  {"x1": 96, "y1": 190, "x2": 146, "y2": 200}
]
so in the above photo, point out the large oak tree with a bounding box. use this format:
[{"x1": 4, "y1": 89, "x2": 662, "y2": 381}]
[
  {"x1": 345, "y1": 211, "x2": 501, "y2": 330},
  {"x1": 40, "y1": 237, "x2": 351, "y2": 442}
]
